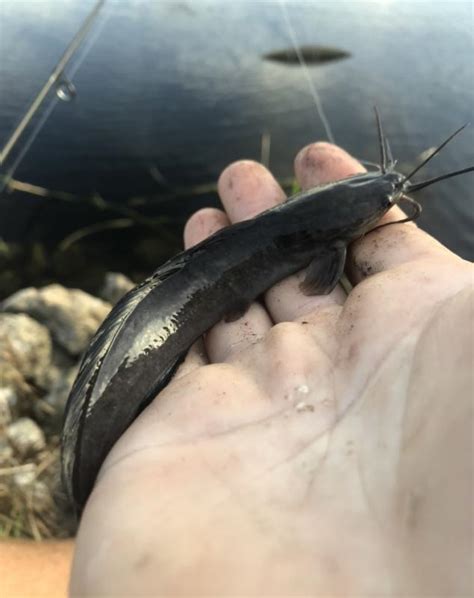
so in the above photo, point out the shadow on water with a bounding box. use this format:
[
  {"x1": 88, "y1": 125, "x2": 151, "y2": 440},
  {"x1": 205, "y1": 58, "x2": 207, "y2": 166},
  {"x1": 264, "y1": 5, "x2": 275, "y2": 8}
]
[
  {"x1": 263, "y1": 45, "x2": 351, "y2": 65},
  {"x1": 0, "y1": 0, "x2": 472, "y2": 298}
]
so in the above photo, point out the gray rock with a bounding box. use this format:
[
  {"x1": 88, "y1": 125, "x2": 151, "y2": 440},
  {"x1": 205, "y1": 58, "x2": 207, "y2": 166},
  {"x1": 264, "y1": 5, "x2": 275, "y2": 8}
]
[
  {"x1": 31, "y1": 480, "x2": 54, "y2": 514},
  {"x1": 2, "y1": 284, "x2": 111, "y2": 356},
  {"x1": 36, "y1": 366, "x2": 78, "y2": 432},
  {"x1": 0, "y1": 313, "x2": 52, "y2": 389},
  {"x1": 0, "y1": 438, "x2": 14, "y2": 466},
  {"x1": 0, "y1": 387, "x2": 16, "y2": 427},
  {"x1": 0, "y1": 362, "x2": 29, "y2": 400},
  {"x1": 41, "y1": 344, "x2": 77, "y2": 393},
  {"x1": 100, "y1": 272, "x2": 134, "y2": 305},
  {"x1": 7, "y1": 417, "x2": 46, "y2": 457},
  {"x1": 12, "y1": 463, "x2": 37, "y2": 489}
]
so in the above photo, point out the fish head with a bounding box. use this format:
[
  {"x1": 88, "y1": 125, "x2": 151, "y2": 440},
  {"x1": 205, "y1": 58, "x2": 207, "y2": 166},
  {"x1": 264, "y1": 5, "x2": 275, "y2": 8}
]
[{"x1": 383, "y1": 170, "x2": 406, "y2": 205}]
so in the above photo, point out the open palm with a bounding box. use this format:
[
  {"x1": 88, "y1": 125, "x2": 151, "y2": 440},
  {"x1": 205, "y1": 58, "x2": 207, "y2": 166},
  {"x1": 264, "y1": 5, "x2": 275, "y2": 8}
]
[{"x1": 71, "y1": 143, "x2": 473, "y2": 596}]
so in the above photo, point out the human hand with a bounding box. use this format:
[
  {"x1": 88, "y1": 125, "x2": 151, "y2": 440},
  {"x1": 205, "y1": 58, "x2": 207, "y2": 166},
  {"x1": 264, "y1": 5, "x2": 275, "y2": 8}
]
[{"x1": 70, "y1": 143, "x2": 473, "y2": 596}]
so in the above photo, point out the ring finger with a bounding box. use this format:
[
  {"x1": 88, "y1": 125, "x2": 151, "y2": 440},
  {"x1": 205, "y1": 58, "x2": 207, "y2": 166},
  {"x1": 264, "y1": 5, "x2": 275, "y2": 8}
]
[{"x1": 217, "y1": 157, "x2": 346, "y2": 326}]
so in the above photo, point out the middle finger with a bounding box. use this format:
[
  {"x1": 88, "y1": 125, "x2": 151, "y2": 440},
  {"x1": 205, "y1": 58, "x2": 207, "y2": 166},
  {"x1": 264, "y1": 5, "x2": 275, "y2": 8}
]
[
  {"x1": 264, "y1": 145, "x2": 350, "y2": 322},
  {"x1": 218, "y1": 157, "x2": 347, "y2": 324}
]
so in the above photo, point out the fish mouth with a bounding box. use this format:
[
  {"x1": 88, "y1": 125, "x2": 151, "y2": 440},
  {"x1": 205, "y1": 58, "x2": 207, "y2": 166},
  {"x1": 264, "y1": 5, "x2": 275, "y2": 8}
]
[{"x1": 390, "y1": 188, "x2": 405, "y2": 205}]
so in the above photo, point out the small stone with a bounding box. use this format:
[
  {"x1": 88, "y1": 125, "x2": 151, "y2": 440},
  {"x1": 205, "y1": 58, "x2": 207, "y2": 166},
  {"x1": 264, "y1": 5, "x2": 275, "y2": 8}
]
[
  {"x1": 36, "y1": 367, "x2": 78, "y2": 432},
  {"x1": 0, "y1": 362, "x2": 28, "y2": 397},
  {"x1": 0, "y1": 313, "x2": 52, "y2": 389},
  {"x1": 31, "y1": 480, "x2": 54, "y2": 514},
  {"x1": 100, "y1": 272, "x2": 134, "y2": 305},
  {"x1": 0, "y1": 386, "x2": 18, "y2": 417},
  {"x1": 0, "y1": 438, "x2": 14, "y2": 466},
  {"x1": 13, "y1": 463, "x2": 37, "y2": 489},
  {"x1": 0, "y1": 387, "x2": 15, "y2": 427},
  {"x1": 43, "y1": 345, "x2": 77, "y2": 391},
  {"x1": 7, "y1": 417, "x2": 46, "y2": 457},
  {"x1": 2, "y1": 284, "x2": 111, "y2": 356}
]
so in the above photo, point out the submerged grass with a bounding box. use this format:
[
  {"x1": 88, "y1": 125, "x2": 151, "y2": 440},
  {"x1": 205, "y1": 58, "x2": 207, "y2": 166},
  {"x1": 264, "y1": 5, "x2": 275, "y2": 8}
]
[
  {"x1": 0, "y1": 174, "x2": 297, "y2": 300},
  {"x1": 0, "y1": 444, "x2": 76, "y2": 540}
]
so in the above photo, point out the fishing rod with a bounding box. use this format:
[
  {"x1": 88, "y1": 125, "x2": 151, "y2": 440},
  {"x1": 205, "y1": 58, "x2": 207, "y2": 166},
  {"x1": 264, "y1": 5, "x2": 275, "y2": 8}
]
[{"x1": 0, "y1": 0, "x2": 105, "y2": 167}]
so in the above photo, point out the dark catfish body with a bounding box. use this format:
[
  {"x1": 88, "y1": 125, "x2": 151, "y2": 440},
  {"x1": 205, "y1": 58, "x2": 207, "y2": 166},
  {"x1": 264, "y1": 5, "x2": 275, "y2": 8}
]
[{"x1": 62, "y1": 170, "x2": 404, "y2": 510}]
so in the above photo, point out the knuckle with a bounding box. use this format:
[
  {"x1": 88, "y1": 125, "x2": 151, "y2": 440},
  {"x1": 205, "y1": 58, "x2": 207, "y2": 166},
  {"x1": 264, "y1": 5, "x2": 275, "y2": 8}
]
[{"x1": 263, "y1": 322, "x2": 306, "y2": 371}]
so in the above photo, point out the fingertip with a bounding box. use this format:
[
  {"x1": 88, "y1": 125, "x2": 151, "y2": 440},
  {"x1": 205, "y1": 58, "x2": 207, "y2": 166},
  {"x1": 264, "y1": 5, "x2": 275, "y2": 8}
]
[
  {"x1": 294, "y1": 142, "x2": 365, "y2": 189},
  {"x1": 183, "y1": 207, "x2": 229, "y2": 248},
  {"x1": 217, "y1": 160, "x2": 265, "y2": 197},
  {"x1": 217, "y1": 159, "x2": 285, "y2": 222}
]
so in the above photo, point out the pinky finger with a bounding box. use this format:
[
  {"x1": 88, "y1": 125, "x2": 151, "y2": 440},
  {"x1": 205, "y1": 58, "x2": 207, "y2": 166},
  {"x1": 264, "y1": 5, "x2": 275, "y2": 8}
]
[{"x1": 183, "y1": 207, "x2": 230, "y2": 248}]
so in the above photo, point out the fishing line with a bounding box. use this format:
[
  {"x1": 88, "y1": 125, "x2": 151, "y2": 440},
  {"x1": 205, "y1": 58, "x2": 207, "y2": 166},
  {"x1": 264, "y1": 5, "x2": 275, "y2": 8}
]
[
  {"x1": 66, "y1": 2, "x2": 111, "y2": 82},
  {"x1": 278, "y1": 1, "x2": 335, "y2": 144},
  {"x1": 0, "y1": 0, "x2": 111, "y2": 192}
]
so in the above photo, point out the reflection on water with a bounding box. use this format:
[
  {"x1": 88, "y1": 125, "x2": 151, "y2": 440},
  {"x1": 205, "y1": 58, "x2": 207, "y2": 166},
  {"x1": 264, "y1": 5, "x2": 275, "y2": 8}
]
[{"x1": 0, "y1": 0, "x2": 473, "y2": 266}]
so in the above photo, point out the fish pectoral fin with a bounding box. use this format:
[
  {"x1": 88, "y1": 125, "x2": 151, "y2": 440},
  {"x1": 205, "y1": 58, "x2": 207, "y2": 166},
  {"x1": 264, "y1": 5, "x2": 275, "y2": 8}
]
[{"x1": 300, "y1": 242, "x2": 347, "y2": 295}]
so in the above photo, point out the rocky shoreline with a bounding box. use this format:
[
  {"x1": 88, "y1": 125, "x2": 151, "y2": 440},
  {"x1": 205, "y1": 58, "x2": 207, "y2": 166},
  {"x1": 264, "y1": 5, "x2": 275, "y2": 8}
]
[{"x1": 0, "y1": 273, "x2": 134, "y2": 539}]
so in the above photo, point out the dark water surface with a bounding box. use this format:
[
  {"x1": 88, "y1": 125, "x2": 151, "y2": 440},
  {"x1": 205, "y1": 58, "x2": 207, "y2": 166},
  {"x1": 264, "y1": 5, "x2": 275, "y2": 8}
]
[{"x1": 0, "y1": 0, "x2": 473, "y2": 276}]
